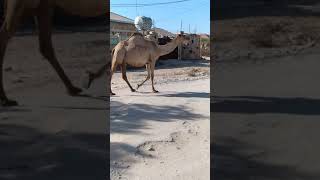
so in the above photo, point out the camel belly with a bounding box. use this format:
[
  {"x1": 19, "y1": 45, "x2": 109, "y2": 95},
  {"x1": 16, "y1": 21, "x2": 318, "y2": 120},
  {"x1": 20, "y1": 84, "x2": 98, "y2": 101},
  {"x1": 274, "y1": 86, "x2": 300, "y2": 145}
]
[
  {"x1": 127, "y1": 61, "x2": 148, "y2": 67},
  {"x1": 125, "y1": 50, "x2": 150, "y2": 67},
  {"x1": 55, "y1": 0, "x2": 106, "y2": 17}
]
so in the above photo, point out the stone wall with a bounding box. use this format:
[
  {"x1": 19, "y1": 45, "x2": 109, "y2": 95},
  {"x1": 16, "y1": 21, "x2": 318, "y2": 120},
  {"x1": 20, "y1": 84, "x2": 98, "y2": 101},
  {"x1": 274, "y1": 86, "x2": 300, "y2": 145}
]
[{"x1": 181, "y1": 34, "x2": 201, "y2": 60}]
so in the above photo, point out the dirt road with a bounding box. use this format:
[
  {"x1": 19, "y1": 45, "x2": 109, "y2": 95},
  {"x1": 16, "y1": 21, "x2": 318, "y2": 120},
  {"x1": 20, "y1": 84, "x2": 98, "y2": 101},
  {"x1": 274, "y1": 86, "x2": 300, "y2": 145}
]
[
  {"x1": 111, "y1": 78, "x2": 210, "y2": 180},
  {"x1": 213, "y1": 47, "x2": 320, "y2": 180},
  {"x1": 0, "y1": 32, "x2": 107, "y2": 180}
]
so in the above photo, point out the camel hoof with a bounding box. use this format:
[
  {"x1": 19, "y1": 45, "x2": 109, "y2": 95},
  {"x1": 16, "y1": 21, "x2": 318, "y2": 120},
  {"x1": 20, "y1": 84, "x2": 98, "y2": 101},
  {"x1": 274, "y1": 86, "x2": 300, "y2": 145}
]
[
  {"x1": 68, "y1": 86, "x2": 82, "y2": 96},
  {"x1": 1, "y1": 99, "x2": 18, "y2": 106},
  {"x1": 153, "y1": 90, "x2": 159, "y2": 93},
  {"x1": 111, "y1": 92, "x2": 116, "y2": 96},
  {"x1": 131, "y1": 89, "x2": 136, "y2": 92},
  {"x1": 136, "y1": 85, "x2": 140, "y2": 90}
]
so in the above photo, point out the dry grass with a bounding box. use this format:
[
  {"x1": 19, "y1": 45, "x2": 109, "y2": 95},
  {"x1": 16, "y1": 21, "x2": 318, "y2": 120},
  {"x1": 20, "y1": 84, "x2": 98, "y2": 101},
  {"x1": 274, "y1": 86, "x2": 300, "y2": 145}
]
[
  {"x1": 212, "y1": 17, "x2": 320, "y2": 62},
  {"x1": 187, "y1": 68, "x2": 202, "y2": 77},
  {"x1": 250, "y1": 19, "x2": 319, "y2": 48}
]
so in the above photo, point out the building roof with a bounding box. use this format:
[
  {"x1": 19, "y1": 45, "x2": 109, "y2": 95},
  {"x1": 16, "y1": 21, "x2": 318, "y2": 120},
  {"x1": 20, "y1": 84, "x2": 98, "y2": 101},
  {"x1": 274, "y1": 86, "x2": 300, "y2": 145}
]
[{"x1": 110, "y1": 12, "x2": 134, "y2": 24}]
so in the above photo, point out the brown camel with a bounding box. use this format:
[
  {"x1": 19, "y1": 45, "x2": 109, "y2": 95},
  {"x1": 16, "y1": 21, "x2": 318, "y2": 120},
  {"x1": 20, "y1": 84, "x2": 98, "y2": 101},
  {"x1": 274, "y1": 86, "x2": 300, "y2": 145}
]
[
  {"x1": 0, "y1": 0, "x2": 106, "y2": 106},
  {"x1": 84, "y1": 32, "x2": 189, "y2": 95}
]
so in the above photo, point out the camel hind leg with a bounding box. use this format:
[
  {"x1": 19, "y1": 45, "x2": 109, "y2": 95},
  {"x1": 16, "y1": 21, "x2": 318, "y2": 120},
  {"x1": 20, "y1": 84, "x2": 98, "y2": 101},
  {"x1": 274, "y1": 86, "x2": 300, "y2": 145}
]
[
  {"x1": 36, "y1": 2, "x2": 81, "y2": 96},
  {"x1": 120, "y1": 63, "x2": 135, "y2": 92},
  {"x1": 110, "y1": 60, "x2": 117, "y2": 95},
  {"x1": 82, "y1": 63, "x2": 107, "y2": 89},
  {"x1": 0, "y1": 1, "x2": 26, "y2": 106},
  {"x1": 136, "y1": 64, "x2": 151, "y2": 90},
  {"x1": 150, "y1": 61, "x2": 159, "y2": 93}
]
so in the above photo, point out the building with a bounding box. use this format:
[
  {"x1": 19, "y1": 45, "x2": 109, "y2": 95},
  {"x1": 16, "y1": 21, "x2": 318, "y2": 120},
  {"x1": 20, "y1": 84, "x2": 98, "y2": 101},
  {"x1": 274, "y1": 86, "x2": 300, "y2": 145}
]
[
  {"x1": 110, "y1": 12, "x2": 137, "y2": 48},
  {"x1": 158, "y1": 33, "x2": 202, "y2": 60},
  {"x1": 181, "y1": 34, "x2": 201, "y2": 59}
]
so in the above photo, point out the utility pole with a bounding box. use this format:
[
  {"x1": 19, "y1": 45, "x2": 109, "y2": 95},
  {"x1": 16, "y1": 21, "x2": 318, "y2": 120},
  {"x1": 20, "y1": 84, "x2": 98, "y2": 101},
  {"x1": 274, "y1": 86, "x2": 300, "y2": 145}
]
[
  {"x1": 136, "y1": 0, "x2": 138, "y2": 16},
  {"x1": 178, "y1": 20, "x2": 183, "y2": 60},
  {"x1": 189, "y1": 24, "x2": 190, "y2": 34}
]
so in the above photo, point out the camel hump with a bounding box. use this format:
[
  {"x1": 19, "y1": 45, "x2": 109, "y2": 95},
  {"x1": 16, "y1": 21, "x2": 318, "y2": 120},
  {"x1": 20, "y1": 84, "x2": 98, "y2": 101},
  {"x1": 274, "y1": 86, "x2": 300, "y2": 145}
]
[{"x1": 128, "y1": 32, "x2": 144, "y2": 39}]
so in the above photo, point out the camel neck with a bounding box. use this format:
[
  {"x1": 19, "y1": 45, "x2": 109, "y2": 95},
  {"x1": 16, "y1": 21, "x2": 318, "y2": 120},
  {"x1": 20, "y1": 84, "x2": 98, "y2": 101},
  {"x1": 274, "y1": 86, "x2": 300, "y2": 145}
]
[{"x1": 158, "y1": 37, "x2": 180, "y2": 57}]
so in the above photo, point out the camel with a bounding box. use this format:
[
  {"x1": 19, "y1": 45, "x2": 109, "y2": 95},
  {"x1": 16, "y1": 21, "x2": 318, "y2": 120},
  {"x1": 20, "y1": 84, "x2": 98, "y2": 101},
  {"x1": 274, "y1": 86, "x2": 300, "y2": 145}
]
[
  {"x1": 84, "y1": 32, "x2": 189, "y2": 95},
  {"x1": 0, "y1": 0, "x2": 106, "y2": 106}
]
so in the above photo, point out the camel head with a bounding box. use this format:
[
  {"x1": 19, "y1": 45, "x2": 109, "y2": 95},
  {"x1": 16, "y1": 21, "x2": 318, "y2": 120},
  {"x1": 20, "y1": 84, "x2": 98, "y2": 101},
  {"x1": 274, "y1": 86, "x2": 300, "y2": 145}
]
[{"x1": 176, "y1": 34, "x2": 191, "y2": 46}]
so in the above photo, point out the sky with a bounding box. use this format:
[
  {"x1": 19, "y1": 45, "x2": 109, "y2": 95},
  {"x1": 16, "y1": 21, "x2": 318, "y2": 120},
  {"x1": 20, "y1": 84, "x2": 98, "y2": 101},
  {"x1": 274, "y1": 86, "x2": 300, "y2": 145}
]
[{"x1": 110, "y1": 0, "x2": 210, "y2": 34}]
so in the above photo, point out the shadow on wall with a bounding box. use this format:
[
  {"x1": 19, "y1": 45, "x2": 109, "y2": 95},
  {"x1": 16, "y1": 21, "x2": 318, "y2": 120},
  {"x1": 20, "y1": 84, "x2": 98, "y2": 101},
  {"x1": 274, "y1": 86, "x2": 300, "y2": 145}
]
[
  {"x1": 110, "y1": 99, "x2": 207, "y2": 134},
  {"x1": 0, "y1": 124, "x2": 106, "y2": 180},
  {"x1": 212, "y1": 137, "x2": 320, "y2": 180},
  {"x1": 212, "y1": 96, "x2": 320, "y2": 115}
]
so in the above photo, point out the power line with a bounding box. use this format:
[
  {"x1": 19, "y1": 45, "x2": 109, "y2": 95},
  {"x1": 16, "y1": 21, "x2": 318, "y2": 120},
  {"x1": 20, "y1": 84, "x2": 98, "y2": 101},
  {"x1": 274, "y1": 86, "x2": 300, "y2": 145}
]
[
  {"x1": 111, "y1": 0, "x2": 191, "y2": 7},
  {"x1": 136, "y1": 0, "x2": 138, "y2": 16}
]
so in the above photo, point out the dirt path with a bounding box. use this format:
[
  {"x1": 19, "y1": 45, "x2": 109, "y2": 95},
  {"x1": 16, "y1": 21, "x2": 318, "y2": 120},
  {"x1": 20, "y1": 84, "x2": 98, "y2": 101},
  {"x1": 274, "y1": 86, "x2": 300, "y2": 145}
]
[
  {"x1": 110, "y1": 78, "x2": 210, "y2": 180},
  {"x1": 0, "y1": 32, "x2": 107, "y2": 180},
  {"x1": 213, "y1": 47, "x2": 320, "y2": 180}
]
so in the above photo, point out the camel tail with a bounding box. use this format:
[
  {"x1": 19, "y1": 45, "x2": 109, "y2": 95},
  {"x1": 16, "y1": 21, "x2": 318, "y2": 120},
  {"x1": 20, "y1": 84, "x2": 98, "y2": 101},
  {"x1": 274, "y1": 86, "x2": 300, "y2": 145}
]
[
  {"x1": 110, "y1": 47, "x2": 115, "y2": 64},
  {"x1": 111, "y1": 48, "x2": 115, "y2": 58}
]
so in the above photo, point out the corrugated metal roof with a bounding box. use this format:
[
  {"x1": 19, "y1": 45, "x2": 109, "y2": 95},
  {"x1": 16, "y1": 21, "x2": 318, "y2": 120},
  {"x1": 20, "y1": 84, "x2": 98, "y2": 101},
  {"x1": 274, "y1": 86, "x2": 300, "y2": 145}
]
[{"x1": 110, "y1": 12, "x2": 134, "y2": 24}]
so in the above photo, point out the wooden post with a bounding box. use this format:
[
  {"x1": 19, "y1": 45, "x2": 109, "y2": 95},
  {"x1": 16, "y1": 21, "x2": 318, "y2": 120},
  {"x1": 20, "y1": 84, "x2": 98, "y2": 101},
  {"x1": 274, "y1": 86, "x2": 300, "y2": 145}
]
[
  {"x1": 178, "y1": 43, "x2": 182, "y2": 60},
  {"x1": 178, "y1": 31, "x2": 184, "y2": 60}
]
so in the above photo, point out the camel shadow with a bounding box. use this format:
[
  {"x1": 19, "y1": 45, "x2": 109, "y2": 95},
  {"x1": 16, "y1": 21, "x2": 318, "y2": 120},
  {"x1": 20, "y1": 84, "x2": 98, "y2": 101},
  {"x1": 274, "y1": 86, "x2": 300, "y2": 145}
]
[
  {"x1": 0, "y1": 124, "x2": 107, "y2": 180},
  {"x1": 159, "y1": 92, "x2": 210, "y2": 98},
  {"x1": 212, "y1": 96, "x2": 320, "y2": 115},
  {"x1": 129, "y1": 91, "x2": 209, "y2": 98},
  {"x1": 212, "y1": 137, "x2": 320, "y2": 180},
  {"x1": 110, "y1": 100, "x2": 207, "y2": 134}
]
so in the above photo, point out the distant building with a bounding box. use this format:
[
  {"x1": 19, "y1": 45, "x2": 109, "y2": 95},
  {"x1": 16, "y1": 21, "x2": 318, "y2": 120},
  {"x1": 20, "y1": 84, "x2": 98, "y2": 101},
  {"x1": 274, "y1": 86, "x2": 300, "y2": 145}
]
[
  {"x1": 110, "y1": 12, "x2": 137, "y2": 48},
  {"x1": 181, "y1": 34, "x2": 201, "y2": 60},
  {"x1": 158, "y1": 33, "x2": 202, "y2": 60}
]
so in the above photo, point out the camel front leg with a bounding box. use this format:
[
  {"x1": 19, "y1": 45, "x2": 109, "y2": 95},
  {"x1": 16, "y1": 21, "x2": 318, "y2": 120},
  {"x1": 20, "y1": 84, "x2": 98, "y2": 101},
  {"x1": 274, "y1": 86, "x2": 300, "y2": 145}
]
[
  {"x1": 120, "y1": 63, "x2": 135, "y2": 92},
  {"x1": 136, "y1": 64, "x2": 151, "y2": 90},
  {"x1": 36, "y1": 5, "x2": 81, "y2": 96},
  {"x1": 150, "y1": 62, "x2": 158, "y2": 93}
]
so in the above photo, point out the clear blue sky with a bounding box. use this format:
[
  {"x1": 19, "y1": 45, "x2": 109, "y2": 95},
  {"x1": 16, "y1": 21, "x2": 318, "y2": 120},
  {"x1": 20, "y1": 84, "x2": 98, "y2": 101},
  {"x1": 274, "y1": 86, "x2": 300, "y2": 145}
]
[{"x1": 110, "y1": 0, "x2": 210, "y2": 34}]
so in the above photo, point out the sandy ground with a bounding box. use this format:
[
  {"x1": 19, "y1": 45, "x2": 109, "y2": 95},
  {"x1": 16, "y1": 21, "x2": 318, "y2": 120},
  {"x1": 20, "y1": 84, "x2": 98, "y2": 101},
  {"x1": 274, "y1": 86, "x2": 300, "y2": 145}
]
[
  {"x1": 110, "y1": 60, "x2": 210, "y2": 180},
  {"x1": 0, "y1": 32, "x2": 107, "y2": 180},
  {"x1": 213, "y1": 15, "x2": 320, "y2": 179},
  {"x1": 0, "y1": 30, "x2": 210, "y2": 179}
]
